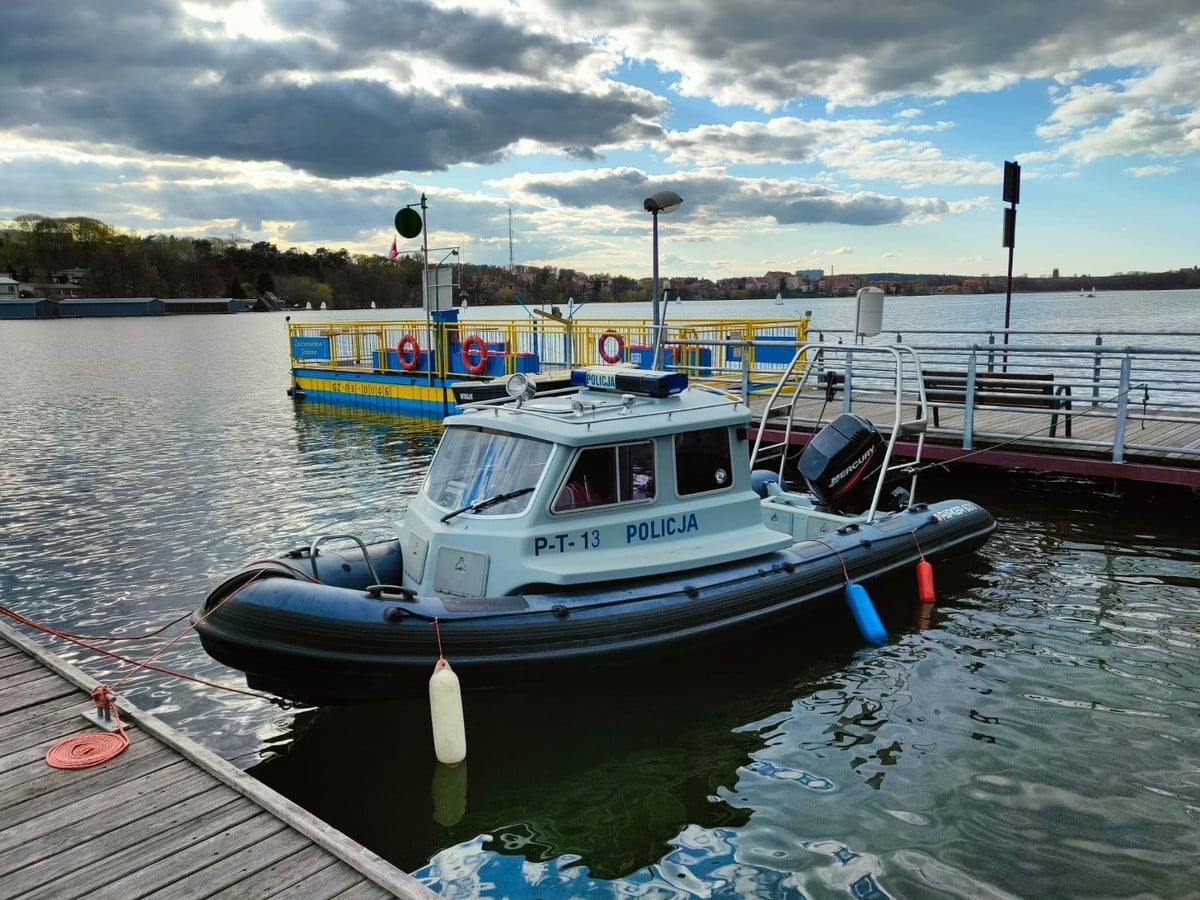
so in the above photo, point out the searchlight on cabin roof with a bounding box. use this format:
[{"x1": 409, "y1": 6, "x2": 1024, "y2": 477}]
[{"x1": 504, "y1": 373, "x2": 537, "y2": 405}]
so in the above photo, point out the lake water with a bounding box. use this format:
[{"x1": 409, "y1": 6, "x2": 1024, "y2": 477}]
[{"x1": 2, "y1": 292, "x2": 1198, "y2": 898}]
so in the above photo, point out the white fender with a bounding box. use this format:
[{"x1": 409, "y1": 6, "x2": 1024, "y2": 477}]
[{"x1": 429, "y1": 657, "x2": 467, "y2": 765}]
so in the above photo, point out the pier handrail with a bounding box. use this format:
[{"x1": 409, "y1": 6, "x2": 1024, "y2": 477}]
[
  {"x1": 287, "y1": 317, "x2": 1200, "y2": 474},
  {"x1": 719, "y1": 334, "x2": 1200, "y2": 473}
]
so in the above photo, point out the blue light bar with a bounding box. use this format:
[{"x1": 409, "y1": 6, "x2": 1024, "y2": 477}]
[{"x1": 570, "y1": 368, "x2": 688, "y2": 398}]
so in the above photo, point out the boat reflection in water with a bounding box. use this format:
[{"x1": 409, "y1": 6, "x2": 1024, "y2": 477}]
[{"x1": 248, "y1": 574, "x2": 976, "y2": 895}]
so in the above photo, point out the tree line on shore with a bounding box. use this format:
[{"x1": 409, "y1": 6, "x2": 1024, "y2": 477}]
[{"x1": 3, "y1": 214, "x2": 1197, "y2": 309}]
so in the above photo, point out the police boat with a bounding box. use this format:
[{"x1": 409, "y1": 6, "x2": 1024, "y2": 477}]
[{"x1": 195, "y1": 344, "x2": 995, "y2": 704}]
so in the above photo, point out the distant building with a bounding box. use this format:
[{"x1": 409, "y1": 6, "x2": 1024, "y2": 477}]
[
  {"x1": 0, "y1": 276, "x2": 17, "y2": 299},
  {"x1": 57, "y1": 297, "x2": 165, "y2": 317},
  {"x1": 52, "y1": 267, "x2": 90, "y2": 284},
  {"x1": 163, "y1": 298, "x2": 249, "y2": 314},
  {"x1": 827, "y1": 274, "x2": 863, "y2": 295},
  {"x1": 0, "y1": 297, "x2": 60, "y2": 319},
  {"x1": 21, "y1": 281, "x2": 84, "y2": 300}
]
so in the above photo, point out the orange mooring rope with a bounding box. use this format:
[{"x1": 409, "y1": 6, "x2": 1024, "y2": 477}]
[
  {"x1": 1, "y1": 570, "x2": 296, "y2": 771},
  {"x1": 45, "y1": 686, "x2": 130, "y2": 769},
  {"x1": 1, "y1": 594, "x2": 290, "y2": 707}
]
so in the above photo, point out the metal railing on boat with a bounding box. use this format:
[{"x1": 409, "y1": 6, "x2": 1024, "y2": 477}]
[{"x1": 747, "y1": 343, "x2": 933, "y2": 523}]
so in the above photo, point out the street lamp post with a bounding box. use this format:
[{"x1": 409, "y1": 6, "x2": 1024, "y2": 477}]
[
  {"x1": 394, "y1": 195, "x2": 456, "y2": 414},
  {"x1": 643, "y1": 190, "x2": 682, "y2": 369}
]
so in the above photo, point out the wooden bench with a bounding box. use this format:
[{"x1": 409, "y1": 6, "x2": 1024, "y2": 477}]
[{"x1": 922, "y1": 369, "x2": 1072, "y2": 437}]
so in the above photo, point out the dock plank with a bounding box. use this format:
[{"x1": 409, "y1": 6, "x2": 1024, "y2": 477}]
[
  {"x1": 333, "y1": 882, "x2": 398, "y2": 899},
  {"x1": 1, "y1": 660, "x2": 72, "y2": 689},
  {"x1": 0, "y1": 731, "x2": 178, "y2": 819},
  {"x1": 2, "y1": 797, "x2": 260, "y2": 900},
  {"x1": 0, "y1": 670, "x2": 77, "y2": 710},
  {"x1": 224, "y1": 845, "x2": 347, "y2": 898},
  {"x1": 0, "y1": 760, "x2": 198, "y2": 873},
  {"x1": 270, "y1": 859, "x2": 376, "y2": 900},
  {"x1": 0, "y1": 703, "x2": 87, "y2": 768},
  {"x1": 0, "y1": 653, "x2": 40, "y2": 678},
  {"x1": 0, "y1": 621, "x2": 438, "y2": 900},
  {"x1": 134, "y1": 827, "x2": 323, "y2": 900},
  {"x1": 88, "y1": 812, "x2": 296, "y2": 899}
]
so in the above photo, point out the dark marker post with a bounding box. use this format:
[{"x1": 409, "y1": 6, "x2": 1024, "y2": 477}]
[{"x1": 1002, "y1": 160, "x2": 1020, "y2": 368}]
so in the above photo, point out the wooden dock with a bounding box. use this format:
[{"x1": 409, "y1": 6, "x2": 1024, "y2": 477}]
[
  {"x1": 750, "y1": 393, "x2": 1200, "y2": 488},
  {"x1": 737, "y1": 331, "x2": 1200, "y2": 489},
  {"x1": 0, "y1": 620, "x2": 438, "y2": 900}
]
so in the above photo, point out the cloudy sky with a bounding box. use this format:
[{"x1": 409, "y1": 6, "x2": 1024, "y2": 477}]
[{"x1": 3, "y1": 0, "x2": 1197, "y2": 281}]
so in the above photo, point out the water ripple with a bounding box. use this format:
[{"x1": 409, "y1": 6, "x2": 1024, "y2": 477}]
[{"x1": 4, "y1": 315, "x2": 1199, "y2": 896}]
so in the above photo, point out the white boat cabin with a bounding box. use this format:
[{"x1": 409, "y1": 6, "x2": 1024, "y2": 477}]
[{"x1": 399, "y1": 368, "x2": 793, "y2": 597}]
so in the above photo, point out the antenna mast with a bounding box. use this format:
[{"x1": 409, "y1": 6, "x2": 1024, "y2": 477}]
[{"x1": 508, "y1": 206, "x2": 514, "y2": 272}]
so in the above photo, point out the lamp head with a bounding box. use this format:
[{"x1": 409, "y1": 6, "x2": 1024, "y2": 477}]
[
  {"x1": 643, "y1": 190, "x2": 683, "y2": 215},
  {"x1": 505, "y1": 373, "x2": 536, "y2": 405}
]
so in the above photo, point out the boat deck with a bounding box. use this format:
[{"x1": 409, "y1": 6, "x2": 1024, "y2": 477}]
[{"x1": 0, "y1": 620, "x2": 437, "y2": 900}]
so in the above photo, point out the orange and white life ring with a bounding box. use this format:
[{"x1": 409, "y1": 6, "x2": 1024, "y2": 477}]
[
  {"x1": 397, "y1": 334, "x2": 421, "y2": 371},
  {"x1": 461, "y1": 335, "x2": 488, "y2": 375},
  {"x1": 598, "y1": 331, "x2": 624, "y2": 364}
]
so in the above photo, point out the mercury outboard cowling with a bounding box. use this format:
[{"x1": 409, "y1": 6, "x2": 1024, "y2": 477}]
[{"x1": 798, "y1": 413, "x2": 886, "y2": 513}]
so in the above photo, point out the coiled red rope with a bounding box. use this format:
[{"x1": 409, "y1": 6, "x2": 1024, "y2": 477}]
[{"x1": 45, "y1": 687, "x2": 130, "y2": 769}]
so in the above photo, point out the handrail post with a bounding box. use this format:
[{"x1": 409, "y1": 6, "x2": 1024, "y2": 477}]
[
  {"x1": 842, "y1": 354, "x2": 854, "y2": 414},
  {"x1": 1092, "y1": 336, "x2": 1103, "y2": 407},
  {"x1": 1112, "y1": 354, "x2": 1132, "y2": 464},
  {"x1": 962, "y1": 351, "x2": 977, "y2": 450},
  {"x1": 740, "y1": 340, "x2": 750, "y2": 402}
]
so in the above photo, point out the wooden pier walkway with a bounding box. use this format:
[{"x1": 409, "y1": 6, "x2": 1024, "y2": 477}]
[
  {"x1": 0, "y1": 620, "x2": 438, "y2": 900},
  {"x1": 738, "y1": 331, "x2": 1200, "y2": 489},
  {"x1": 750, "y1": 393, "x2": 1200, "y2": 488}
]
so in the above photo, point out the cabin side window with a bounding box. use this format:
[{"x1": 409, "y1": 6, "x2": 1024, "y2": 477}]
[
  {"x1": 674, "y1": 427, "x2": 733, "y2": 496},
  {"x1": 553, "y1": 441, "x2": 655, "y2": 512}
]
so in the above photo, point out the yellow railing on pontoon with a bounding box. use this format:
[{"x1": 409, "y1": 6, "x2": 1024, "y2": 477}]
[{"x1": 286, "y1": 314, "x2": 810, "y2": 390}]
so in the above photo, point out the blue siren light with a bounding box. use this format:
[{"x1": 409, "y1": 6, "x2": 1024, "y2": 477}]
[{"x1": 570, "y1": 368, "x2": 688, "y2": 398}]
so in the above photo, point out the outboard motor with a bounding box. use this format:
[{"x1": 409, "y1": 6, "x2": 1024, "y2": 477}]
[{"x1": 797, "y1": 413, "x2": 886, "y2": 513}]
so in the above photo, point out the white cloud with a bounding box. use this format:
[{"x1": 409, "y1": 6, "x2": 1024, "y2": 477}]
[
  {"x1": 1, "y1": 0, "x2": 1197, "y2": 277},
  {"x1": 1126, "y1": 164, "x2": 1181, "y2": 177}
]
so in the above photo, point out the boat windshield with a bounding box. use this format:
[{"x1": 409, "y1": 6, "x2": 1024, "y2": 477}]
[{"x1": 423, "y1": 426, "x2": 552, "y2": 516}]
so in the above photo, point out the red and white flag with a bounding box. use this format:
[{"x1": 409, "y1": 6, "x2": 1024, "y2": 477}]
[{"x1": 387, "y1": 237, "x2": 398, "y2": 260}]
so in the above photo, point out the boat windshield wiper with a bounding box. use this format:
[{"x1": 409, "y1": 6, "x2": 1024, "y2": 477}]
[{"x1": 440, "y1": 486, "x2": 535, "y2": 524}]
